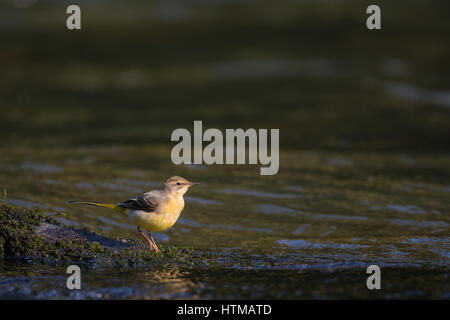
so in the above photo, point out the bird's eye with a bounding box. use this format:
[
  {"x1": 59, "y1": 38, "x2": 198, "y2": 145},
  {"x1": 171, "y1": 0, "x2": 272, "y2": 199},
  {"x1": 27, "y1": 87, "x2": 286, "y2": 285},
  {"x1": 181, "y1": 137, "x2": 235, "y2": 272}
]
[{"x1": 176, "y1": 182, "x2": 182, "y2": 185}]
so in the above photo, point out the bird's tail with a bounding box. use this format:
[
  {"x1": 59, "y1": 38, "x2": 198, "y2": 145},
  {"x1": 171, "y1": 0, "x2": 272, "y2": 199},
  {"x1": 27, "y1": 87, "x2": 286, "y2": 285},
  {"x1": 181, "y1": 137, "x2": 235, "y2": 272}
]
[{"x1": 67, "y1": 200, "x2": 123, "y2": 212}]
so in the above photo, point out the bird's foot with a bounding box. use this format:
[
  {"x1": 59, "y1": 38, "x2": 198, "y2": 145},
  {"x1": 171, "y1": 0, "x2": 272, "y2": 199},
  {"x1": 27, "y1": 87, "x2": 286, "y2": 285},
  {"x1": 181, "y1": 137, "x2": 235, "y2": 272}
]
[
  {"x1": 138, "y1": 227, "x2": 161, "y2": 253},
  {"x1": 146, "y1": 239, "x2": 160, "y2": 252}
]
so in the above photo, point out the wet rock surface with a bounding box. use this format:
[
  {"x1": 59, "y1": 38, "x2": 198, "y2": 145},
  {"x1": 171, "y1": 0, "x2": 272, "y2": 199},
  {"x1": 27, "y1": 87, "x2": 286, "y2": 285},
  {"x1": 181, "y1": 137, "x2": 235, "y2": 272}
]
[{"x1": 34, "y1": 223, "x2": 133, "y2": 250}]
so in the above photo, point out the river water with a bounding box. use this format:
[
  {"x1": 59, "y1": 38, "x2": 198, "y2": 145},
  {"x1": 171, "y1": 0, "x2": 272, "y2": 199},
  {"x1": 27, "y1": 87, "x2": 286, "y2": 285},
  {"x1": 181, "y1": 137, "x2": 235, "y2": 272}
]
[{"x1": 0, "y1": 0, "x2": 449, "y2": 299}]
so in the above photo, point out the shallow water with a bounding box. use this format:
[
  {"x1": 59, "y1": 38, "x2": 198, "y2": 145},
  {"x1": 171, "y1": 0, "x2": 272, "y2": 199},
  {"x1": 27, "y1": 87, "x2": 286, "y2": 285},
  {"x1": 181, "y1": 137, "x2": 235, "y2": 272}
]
[
  {"x1": 0, "y1": 0, "x2": 449, "y2": 299},
  {"x1": 1, "y1": 148, "x2": 449, "y2": 298}
]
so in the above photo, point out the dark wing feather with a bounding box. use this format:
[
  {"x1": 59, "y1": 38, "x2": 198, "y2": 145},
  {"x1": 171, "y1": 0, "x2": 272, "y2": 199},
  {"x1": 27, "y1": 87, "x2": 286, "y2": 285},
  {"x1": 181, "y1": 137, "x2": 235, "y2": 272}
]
[{"x1": 116, "y1": 190, "x2": 162, "y2": 212}]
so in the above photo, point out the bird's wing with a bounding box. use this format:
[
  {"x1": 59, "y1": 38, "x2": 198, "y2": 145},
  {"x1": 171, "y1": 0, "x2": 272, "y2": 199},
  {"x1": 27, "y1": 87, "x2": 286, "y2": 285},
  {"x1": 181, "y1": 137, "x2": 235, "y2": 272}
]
[{"x1": 117, "y1": 190, "x2": 163, "y2": 212}]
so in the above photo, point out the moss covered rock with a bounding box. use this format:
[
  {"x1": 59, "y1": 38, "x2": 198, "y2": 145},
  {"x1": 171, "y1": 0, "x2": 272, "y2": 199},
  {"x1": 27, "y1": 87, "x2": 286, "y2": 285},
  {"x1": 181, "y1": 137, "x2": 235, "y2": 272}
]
[{"x1": 0, "y1": 203, "x2": 204, "y2": 268}]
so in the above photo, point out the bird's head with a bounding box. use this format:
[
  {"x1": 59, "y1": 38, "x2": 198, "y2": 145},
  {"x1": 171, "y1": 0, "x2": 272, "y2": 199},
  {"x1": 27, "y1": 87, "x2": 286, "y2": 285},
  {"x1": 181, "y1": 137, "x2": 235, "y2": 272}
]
[{"x1": 164, "y1": 176, "x2": 199, "y2": 195}]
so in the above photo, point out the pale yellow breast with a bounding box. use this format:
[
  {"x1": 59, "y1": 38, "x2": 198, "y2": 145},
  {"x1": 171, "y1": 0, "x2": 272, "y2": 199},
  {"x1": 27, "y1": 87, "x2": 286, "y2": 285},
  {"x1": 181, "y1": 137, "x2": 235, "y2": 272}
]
[
  {"x1": 158, "y1": 195, "x2": 185, "y2": 215},
  {"x1": 128, "y1": 195, "x2": 185, "y2": 232}
]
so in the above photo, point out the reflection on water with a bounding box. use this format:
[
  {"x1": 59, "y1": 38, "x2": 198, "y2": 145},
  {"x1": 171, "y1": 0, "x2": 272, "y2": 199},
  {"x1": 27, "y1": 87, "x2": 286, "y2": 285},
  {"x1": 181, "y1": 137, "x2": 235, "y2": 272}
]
[
  {"x1": 313, "y1": 213, "x2": 368, "y2": 221},
  {"x1": 217, "y1": 188, "x2": 301, "y2": 199},
  {"x1": 370, "y1": 204, "x2": 427, "y2": 215},
  {"x1": 6, "y1": 199, "x2": 46, "y2": 209},
  {"x1": 212, "y1": 60, "x2": 300, "y2": 79},
  {"x1": 387, "y1": 81, "x2": 450, "y2": 109},
  {"x1": 185, "y1": 196, "x2": 223, "y2": 206},
  {"x1": 21, "y1": 162, "x2": 63, "y2": 174},
  {"x1": 258, "y1": 203, "x2": 300, "y2": 215},
  {"x1": 277, "y1": 239, "x2": 369, "y2": 250}
]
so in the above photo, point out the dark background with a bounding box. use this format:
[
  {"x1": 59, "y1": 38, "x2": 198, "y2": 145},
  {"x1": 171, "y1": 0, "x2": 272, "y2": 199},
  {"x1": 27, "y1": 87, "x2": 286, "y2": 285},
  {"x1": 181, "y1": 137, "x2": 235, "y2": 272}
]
[{"x1": 1, "y1": 0, "x2": 449, "y2": 154}]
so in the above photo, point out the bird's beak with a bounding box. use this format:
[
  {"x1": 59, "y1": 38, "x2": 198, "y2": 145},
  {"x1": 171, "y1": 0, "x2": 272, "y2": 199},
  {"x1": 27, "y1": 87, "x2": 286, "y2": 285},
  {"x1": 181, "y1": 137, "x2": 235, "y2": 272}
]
[{"x1": 189, "y1": 182, "x2": 200, "y2": 186}]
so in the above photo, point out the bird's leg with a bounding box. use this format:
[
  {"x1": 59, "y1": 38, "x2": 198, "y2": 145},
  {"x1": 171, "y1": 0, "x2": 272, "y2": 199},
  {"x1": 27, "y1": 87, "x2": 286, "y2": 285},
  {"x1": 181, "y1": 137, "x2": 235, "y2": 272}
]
[
  {"x1": 137, "y1": 226, "x2": 158, "y2": 252},
  {"x1": 148, "y1": 233, "x2": 160, "y2": 253}
]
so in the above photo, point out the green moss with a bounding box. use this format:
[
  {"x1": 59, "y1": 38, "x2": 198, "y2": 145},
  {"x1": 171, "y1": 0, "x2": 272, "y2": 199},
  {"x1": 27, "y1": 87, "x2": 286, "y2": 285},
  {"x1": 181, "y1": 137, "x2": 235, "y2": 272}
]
[{"x1": 0, "y1": 203, "x2": 205, "y2": 269}]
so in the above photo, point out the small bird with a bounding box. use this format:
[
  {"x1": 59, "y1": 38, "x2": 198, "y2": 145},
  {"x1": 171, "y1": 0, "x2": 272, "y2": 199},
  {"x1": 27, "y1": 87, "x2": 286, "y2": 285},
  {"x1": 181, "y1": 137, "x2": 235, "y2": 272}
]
[{"x1": 68, "y1": 176, "x2": 199, "y2": 252}]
